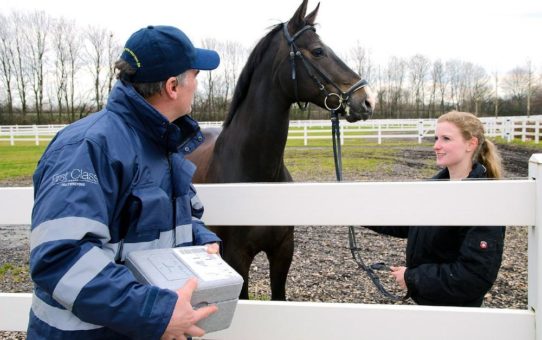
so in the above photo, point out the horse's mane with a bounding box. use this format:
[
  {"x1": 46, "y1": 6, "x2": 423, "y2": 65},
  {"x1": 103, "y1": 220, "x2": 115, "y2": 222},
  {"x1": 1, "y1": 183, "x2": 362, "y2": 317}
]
[{"x1": 223, "y1": 23, "x2": 284, "y2": 128}]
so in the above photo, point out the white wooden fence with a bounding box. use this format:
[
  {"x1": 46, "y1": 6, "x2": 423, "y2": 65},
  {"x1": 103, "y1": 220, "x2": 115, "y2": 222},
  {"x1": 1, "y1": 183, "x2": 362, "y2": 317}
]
[
  {"x1": 0, "y1": 154, "x2": 541, "y2": 340},
  {"x1": 1, "y1": 116, "x2": 541, "y2": 146}
]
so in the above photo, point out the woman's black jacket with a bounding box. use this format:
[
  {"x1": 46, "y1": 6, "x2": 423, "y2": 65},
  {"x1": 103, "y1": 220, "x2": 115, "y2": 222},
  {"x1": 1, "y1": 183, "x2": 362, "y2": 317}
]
[{"x1": 368, "y1": 163, "x2": 506, "y2": 307}]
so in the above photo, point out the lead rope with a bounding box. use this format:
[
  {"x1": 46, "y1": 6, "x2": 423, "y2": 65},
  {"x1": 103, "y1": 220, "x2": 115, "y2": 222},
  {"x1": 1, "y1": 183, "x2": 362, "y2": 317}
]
[{"x1": 329, "y1": 111, "x2": 402, "y2": 301}]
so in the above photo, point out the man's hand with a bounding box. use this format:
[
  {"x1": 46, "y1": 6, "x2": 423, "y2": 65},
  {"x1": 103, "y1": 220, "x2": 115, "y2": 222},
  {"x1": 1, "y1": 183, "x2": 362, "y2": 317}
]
[
  {"x1": 205, "y1": 242, "x2": 220, "y2": 255},
  {"x1": 390, "y1": 266, "x2": 407, "y2": 289},
  {"x1": 161, "y1": 277, "x2": 218, "y2": 340}
]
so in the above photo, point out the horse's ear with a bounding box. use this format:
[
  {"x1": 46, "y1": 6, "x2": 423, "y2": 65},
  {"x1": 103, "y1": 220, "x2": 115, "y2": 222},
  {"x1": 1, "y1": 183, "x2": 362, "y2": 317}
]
[
  {"x1": 304, "y1": 2, "x2": 320, "y2": 25},
  {"x1": 288, "y1": 0, "x2": 309, "y2": 31}
]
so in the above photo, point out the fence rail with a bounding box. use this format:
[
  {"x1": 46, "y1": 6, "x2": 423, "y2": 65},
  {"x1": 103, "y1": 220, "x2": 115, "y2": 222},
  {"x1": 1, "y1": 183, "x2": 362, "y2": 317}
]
[
  {"x1": 1, "y1": 116, "x2": 541, "y2": 146},
  {"x1": 0, "y1": 153, "x2": 541, "y2": 339}
]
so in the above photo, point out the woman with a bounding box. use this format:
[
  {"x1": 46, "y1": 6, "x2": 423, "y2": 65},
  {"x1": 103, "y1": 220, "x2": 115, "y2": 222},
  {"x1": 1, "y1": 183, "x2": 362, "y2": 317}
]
[{"x1": 369, "y1": 111, "x2": 505, "y2": 307}]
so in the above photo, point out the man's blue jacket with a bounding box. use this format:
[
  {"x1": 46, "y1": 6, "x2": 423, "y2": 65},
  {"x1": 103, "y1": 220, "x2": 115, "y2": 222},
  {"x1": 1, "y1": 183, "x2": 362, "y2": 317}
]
[{"x1": 27, "y1": 81, "x2": 221, "y2": 339}]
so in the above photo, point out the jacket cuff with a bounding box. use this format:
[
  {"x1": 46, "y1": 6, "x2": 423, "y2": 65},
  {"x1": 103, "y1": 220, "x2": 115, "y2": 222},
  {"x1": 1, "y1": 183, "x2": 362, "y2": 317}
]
[{"x1": 404, "y1": 268, "x2": 416, "y2": 299}]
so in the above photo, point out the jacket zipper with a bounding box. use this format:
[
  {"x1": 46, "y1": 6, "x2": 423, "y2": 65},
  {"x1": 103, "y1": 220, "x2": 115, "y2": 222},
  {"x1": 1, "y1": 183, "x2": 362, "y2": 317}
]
[{"x1": 168, "y1": 152, "x2": 176, "y2": 247}]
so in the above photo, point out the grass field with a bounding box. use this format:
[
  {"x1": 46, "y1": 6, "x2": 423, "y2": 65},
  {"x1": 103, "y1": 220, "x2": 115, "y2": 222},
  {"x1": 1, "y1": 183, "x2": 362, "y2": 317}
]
[
  {"x1": 0, "y1": 137, "x2": 540, "y2": 182},
  {"x1": 0, "y1": 142, "x2": 48, "y2": 181},
  {"x1": 0, "y1": 139, "x2": 436, "y2": 183}
]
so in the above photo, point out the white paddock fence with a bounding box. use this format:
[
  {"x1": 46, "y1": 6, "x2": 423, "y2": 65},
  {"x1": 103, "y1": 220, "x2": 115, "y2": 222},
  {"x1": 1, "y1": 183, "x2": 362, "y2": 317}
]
[
  {"x1": 1, "y1": 115, "x2": 541, "y2": 146},
  {"x1": 1, "y1": 154, "x2": 541, "y2": 340}
]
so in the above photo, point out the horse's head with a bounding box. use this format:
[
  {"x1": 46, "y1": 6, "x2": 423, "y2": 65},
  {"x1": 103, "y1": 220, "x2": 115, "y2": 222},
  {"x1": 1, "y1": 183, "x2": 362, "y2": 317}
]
[{"x1": 278, "y1": 0, "x2": 375, "y2": 122}]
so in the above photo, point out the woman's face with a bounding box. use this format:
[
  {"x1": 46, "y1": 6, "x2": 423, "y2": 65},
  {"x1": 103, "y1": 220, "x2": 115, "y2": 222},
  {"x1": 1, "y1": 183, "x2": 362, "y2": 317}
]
[{"x1": 434, "y1": 121, "x2": 476, "y2": 169}]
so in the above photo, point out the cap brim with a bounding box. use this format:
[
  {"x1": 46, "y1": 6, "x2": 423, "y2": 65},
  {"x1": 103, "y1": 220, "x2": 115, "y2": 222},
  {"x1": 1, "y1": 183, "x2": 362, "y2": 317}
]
[{"x1": 192, "y1": 48, "x2": 220, "y2": 70}]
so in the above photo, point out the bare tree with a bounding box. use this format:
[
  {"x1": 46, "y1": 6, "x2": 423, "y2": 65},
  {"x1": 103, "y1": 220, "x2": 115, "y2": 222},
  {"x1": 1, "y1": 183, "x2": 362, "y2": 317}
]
[
  {"x1": 26, "y1": 11, "x2": 51, "y2": 122},
  {"x1": 11, "y1": 11, "x2": 31, "y2": 116},
  {"x1": 433, "y1": 59, "x2": 449, "y2": 116},
  {"x1": 85, "y1": 25, "x2": 109, "y2": 111},
  {"x1": 503, "y1": 66, "x2": 530, "y2": 115},
  {"x1": 52, "y1": 18, "x2": 71, "y2": 122},
  {"x1": 493, "y1": 71, "x2": 500, "y2": 117},
  {"x1": 349, "y1": 41, "x2": 374, "y2": 83},
  {"x1": 525, "y1": 60, "x2": 537, "y2": 117},
  {"x1": 65, "y1": 24, "x2": 83, "y2": 121},
  {"x1": 468, "y1": 65, "x2": 490, "y2": 115},
  {"x1": 200, "y1": 38, "x2": 222, "y2": 120},
  {"x1": 408, "y1": 54, "x2": 430, "y2": 117},
  {"x1": 220, "y1": 40, "x2": 247, "y2": 115},
  {"x1": 385, "y1": 56, "x2": 407, "y2": 118},
  {"x1": 0, "y1": 13, "x2": 15, "y2": 118},
  {"x1": 106, "y1": 33, "x2": 122, "y2": 95},
  {"x1": 445, "y1": 60, "x2": 462, "y2": 111}
]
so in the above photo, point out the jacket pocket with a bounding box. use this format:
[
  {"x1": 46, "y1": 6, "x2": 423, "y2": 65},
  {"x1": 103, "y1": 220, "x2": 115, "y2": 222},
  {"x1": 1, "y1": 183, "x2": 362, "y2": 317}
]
[
  {"x1": 131, "y1": 186, "x2": 172, "y2": 234},
  {"x1": 464, "y1": 234, "x2": 501, "y2": 280}
]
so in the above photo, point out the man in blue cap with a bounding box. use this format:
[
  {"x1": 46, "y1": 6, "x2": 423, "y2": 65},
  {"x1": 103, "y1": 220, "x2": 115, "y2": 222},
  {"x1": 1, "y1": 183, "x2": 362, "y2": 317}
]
[{"x1": 28, "y1": 25, "x2": 221, "y2": 339}]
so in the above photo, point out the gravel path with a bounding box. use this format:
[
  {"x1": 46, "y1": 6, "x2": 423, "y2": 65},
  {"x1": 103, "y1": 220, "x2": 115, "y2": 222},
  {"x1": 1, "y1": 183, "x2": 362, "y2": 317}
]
[{"x1": 0, "y1": 142, "x2": 537, "y2": 338}]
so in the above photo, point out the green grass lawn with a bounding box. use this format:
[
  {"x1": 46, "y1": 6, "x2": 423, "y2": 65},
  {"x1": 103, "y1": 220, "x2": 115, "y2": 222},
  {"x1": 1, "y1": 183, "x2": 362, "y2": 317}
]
[
  {"x1": 494, "y1": 137, "x2": 542, "y2": 150},
  {"x1": 0, "y1": 137, "x2": 539, "y2": 183},
  {"x1": 0, "y1": 142, "x2": 48, "y2": 181}
]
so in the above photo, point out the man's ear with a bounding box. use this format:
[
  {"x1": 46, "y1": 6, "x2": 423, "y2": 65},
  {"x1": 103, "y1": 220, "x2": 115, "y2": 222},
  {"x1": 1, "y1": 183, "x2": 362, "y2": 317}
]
[{"x1": 163, "y1": 77, "x2": 179, "y2": 99}]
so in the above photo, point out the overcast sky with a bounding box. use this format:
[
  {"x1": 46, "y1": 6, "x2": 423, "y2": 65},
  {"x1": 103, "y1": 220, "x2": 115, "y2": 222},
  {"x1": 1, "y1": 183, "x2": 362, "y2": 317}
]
[{"x1": 1, "y1": 0, "x2": 541, "y2": 73}]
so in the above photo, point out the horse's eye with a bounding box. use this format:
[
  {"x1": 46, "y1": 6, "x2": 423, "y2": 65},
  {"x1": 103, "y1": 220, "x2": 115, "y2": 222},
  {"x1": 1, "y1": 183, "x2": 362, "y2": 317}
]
[{"x1": 311, "y1": 48, "x2": 324, "y2": 57}]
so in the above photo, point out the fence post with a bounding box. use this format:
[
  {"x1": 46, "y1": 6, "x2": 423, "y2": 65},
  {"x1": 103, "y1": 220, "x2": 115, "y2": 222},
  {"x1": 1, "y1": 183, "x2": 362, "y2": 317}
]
[
  {"x1": 505, "y1": 118, "x2": 512, "y2": 142},
  {"x1": 528, "y1": 153, "x2": 542, "y2": 340},
  {"x1": 536, "y1": 121, "x2": 540, "y2": 144},
  {"x1": 418, "y1": 120, "x2": 423, "y2": 144},
  {"x1": 522, "y1": 121, "x2": 527, "y2": 142},
  {"x1": 304, "y1": 125, "x2": 308, "y2": 146},
  {"x1": 340, "y1": 125, "x2": 344, "y2": 145},
  {"x1": 10, "y1": 126, "x2": 14, "y2": 146},
  {"x1": 33, "y1": 125, "x2": 39, "y2": 146},
  {"x1": 378, "y1": 122, "x2": 382, "y2": 145}
]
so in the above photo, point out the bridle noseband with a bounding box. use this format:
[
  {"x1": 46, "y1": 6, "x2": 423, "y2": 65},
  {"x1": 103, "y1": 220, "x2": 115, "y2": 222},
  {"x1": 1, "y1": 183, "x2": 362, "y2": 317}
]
[{"x1": 282, "y1": 21, "x2": 368, "y2": 113}]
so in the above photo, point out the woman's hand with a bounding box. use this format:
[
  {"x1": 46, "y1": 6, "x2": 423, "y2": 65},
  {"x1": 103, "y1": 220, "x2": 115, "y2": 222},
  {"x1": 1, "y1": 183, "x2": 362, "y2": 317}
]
[{"x1": 390, "y1": 266, "x2": 407, "y2": 289}]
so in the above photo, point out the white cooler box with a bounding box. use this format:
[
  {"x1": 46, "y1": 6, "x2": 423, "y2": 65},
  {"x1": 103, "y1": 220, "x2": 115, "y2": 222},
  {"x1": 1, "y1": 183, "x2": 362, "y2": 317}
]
[{"x1": 125, "y1": 246, "x2": 243, "y2": 333}]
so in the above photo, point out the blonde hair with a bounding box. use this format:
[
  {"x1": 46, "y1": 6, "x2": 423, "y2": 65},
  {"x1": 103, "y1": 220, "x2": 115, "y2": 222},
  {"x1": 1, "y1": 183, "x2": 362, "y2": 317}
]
[{"x1": 437, "y1": 111, "x2": 503, "y2": 179}]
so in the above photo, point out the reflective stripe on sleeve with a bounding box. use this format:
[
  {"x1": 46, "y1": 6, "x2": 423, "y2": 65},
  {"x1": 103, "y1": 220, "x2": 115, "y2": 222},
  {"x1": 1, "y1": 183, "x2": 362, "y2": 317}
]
[
  {"x1": 120, "y1": 229, "x2": 175, "y2": 260},
  {"x1": 175, "y1": 224, "x2": 192, "y2": 245},
  {"x1": 31, "y1": 294, "x2": 103, "y2": 331},
  {"x1": 191, "y1": 194, "x2": 203, "y2": 210},
  {"x1": 53, "y1": 247, "x2": 112, "y2": 311},
  {"x1": 31, "y1": 217, "x2": 110, "y2": 251}
]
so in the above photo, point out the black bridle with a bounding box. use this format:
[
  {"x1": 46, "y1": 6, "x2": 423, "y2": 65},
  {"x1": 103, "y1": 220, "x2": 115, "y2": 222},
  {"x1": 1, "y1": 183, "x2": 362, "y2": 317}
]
[
  {"x1": 284, "y1": 22, "x2": 402, "y2": 301},
  {"x1": 282, "y1": 22, "x2": 368, "y2": 113}
]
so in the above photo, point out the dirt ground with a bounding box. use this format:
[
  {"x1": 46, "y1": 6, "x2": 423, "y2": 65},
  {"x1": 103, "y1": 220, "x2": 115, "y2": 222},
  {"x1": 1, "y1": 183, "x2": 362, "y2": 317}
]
[{"x1": 0, "y1": 141, "x2": 538, "y2": 339}]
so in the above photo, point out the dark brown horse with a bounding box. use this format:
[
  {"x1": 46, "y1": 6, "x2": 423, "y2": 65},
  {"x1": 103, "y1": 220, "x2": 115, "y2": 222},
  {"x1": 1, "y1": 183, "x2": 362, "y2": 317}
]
[{"x1": 187, "y1": 0, "x2": 375, "y2": 300}]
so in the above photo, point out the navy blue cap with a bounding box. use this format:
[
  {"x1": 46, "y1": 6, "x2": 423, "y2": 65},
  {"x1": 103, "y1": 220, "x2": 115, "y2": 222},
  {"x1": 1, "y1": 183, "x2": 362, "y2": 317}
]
[{"x1": 120, "y1": 25, "x2": 220, "y2": 83}]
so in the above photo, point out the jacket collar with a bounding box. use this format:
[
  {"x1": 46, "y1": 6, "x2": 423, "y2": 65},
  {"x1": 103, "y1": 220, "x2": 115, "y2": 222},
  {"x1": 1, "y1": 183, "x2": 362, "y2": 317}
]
[
  {"x1": 106, "y1": 81, "x2": 203, "y2": 153},
  {"x1": 433, "y1": 162, "x2": 487, "y2": 180}
]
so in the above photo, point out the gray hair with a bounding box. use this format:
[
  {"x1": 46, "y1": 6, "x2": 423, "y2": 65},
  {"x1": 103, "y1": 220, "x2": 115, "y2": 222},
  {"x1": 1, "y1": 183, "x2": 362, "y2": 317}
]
[{"x1": 115, "y1": 59, "x2": 188, "y2": 98}]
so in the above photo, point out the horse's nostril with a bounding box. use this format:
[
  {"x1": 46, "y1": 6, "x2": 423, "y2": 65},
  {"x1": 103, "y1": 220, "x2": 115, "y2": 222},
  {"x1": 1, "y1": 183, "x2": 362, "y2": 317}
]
[{"x1": 364, "y1": 100, "x2": 374, "y2": 115}]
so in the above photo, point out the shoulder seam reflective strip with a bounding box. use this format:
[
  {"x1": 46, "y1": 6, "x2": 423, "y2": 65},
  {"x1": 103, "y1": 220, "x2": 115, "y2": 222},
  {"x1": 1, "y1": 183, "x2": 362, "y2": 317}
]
[
  {"x1": 53, "y1": 246, "x2": 112, "y2": 311},
  {"x1": 31, "y1": 217, "x2": 110, "y2": 251},
  {"x1": 31, "y1": 294, "x2": 103, "y2": 331}
]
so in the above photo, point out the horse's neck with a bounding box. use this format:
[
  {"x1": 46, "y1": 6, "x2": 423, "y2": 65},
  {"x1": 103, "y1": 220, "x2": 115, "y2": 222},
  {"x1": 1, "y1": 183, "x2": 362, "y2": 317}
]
[{"x1": 212, "y1": 81, "x2": 292, "y2": 182}]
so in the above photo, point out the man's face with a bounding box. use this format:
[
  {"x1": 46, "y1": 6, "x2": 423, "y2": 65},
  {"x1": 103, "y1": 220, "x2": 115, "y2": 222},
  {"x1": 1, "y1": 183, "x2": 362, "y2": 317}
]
[{"x1": 177, "y1": 69, "x2": 200, "y2": 116}]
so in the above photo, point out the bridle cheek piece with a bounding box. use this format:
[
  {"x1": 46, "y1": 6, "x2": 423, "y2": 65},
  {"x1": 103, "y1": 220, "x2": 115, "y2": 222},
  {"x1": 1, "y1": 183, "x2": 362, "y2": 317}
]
[{"x1": 282, "y1": 21, "x2": 369, "y2": 115}]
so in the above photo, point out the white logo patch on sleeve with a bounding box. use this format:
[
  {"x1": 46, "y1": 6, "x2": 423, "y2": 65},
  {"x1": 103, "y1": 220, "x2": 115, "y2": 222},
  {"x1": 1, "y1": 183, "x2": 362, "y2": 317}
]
[{"x1": 52, "y1": 169, "x2": 99, "y2": 187}]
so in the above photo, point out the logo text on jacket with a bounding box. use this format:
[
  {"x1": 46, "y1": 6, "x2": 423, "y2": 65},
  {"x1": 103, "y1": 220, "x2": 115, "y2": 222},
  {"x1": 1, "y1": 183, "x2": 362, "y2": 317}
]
[{"x1": 52, "y1": 169, "x2": 99, "y2": 187}]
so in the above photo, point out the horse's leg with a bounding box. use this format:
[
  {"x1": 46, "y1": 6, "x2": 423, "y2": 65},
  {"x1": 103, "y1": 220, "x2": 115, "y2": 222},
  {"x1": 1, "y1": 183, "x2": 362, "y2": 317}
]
[
  {"x1": 266, "y1": 226, "x2": 294, "y2": 301},
  {"x1": 222, "y1": 245, "x2": 254, "y2": 300}
]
